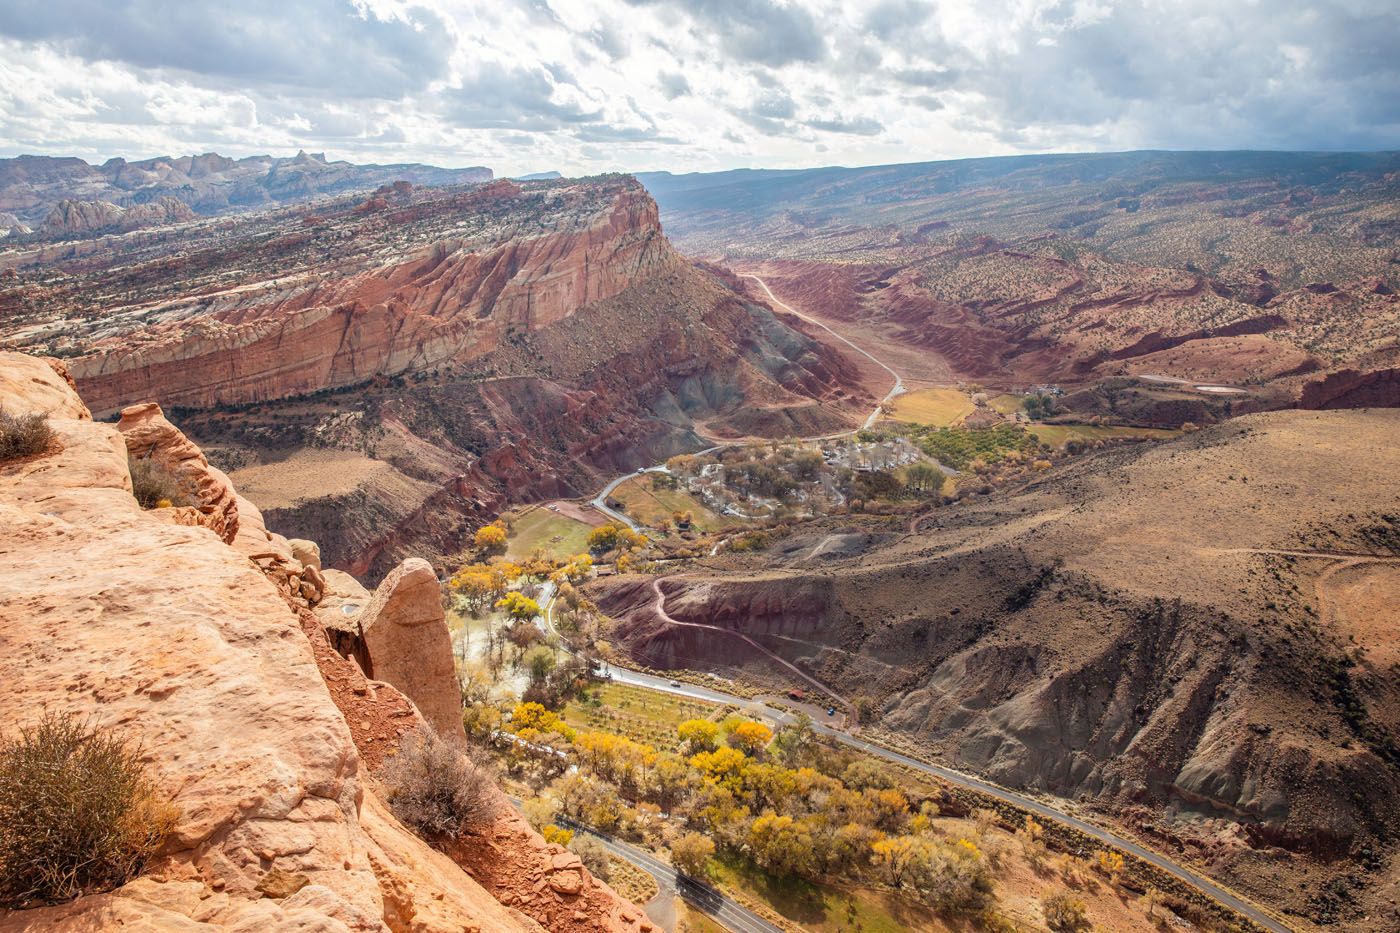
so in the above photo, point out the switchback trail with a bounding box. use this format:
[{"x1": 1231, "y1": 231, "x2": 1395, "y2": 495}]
[{"x1": 650, "y1": 576, "x2": 852, "y2": 709}]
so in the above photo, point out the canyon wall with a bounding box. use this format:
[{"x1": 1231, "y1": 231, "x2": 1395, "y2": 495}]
[
  {"x1": 3, "y1": 178, "x2": 865, "y2": 577},
  {"x1": 67, "y1": 182, "x2": 678, "y2": 417}
]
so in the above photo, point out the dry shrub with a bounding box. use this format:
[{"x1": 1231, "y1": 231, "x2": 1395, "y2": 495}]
[
  {"x1": 568, "y1": 834, "x2": 611, "y2": 881},
  {"x1": 1042, "y1": 892, "x2": 1091, "y2": 932},
  {"x1": 0, "y1": 407, "x2": 53, "y2": 462},
  {"x1": 0, "y1": 712, "x2": 177, "y2": 908},
  {"x1": 380, "y1": 726, "x2": 495, "y2": 840},
  {"x1": 127, "y1": 454, "x2": 194, "y2": 509}
]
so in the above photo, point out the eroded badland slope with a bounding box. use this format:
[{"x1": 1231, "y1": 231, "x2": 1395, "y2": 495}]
[
  {"x1": 644, "y1": 151, "x2": 1400, "y2": 414},
  {"x1": 0, "y1": 350, "x2": 655, "y2": 932},
  {"x1": 595, "y1": 409, "x2": 1400, "y2": 929}
]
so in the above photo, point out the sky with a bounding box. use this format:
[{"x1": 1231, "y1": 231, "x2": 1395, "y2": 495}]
[{"x1": 0, "y1": 0, "x2": 1397, "y2": 177}]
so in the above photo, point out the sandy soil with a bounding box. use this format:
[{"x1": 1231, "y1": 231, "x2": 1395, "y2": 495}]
[
  {"x1": 227, "y1": 448, "x2": 393, "y2": 509},
  {"x1": 546, "y1": 499, "x2": 611, "y2": 527},
  {"x1": 1324, "y1": 562, "x2": 1400, "y2": 669}
]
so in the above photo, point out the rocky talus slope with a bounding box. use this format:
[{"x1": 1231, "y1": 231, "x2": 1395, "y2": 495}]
[{"x1": 0, "y1": 350, "x2": 653, "y2": 932}]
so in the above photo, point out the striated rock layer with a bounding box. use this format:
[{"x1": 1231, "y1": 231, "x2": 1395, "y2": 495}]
[
  {"x1": 66, "y1": 179, "x2": 678, "y2": 417},
  {"x1": 0, "y1": 350, "x2": 648, "y2": 932},
  {"x1": 3, "y1": 176, "x2": 864, "y2": 576}
]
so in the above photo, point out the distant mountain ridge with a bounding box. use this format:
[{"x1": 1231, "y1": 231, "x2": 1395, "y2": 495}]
[
  {"x1": 0, "y1": 150, "x2": 492, "y2": 233},
  {"x1": 639, "y1": 149, "x2": 1400, "y2": 411},
  {"x1": 638, "y1": 149, "x2": 1400, "y2": 225}
]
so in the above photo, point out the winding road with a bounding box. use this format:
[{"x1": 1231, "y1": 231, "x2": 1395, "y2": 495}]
[
  {"x1": 742, "y1": 274, "x2": 905, "y2": 429},
  {"x1": 566, "y1": 275, "x2": 1293, "y2": 933},
  {"x1": 588, "y1": 274, "x2": 903, "y2": 531},
  {"x1": 592, "y1": 466, "x2": 674, "y2": 531},
  {"x1": 550, "y1": 812, "x2": 785, "y2": 933},
  {"x1": 506, "y1": 795, "x2": 782, "y2": 933},
  {"x1": 584, "y1": 659, "x2": 1293, "y2": 933}
]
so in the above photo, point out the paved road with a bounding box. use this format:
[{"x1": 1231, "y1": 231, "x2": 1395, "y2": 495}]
[
  {"x1": 591, "y1": 466, "x2": 672, "y2": 530},
  {"x1": 563, "y1": 276, "x2": 1290, "y2": 932},
  {"x1": 743, "y1": 274, "x2": 904, "y2": 427},
  {"x1": 513, "y1": 799, "x2": 784, "y2": 933},
  {"x1": 586, "y1": 273, "x2": 901, "y2": 532},
  {"x1": 584, "y1": 662, "x2": 1292, "y2": 933}
]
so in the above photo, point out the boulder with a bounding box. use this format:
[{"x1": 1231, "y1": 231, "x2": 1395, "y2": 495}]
[
  {"x1": 0, "y1": 349, "x2": 545, "y2": 932},
  {"x1": 228, "y1": 493, "x2": 326, "y2": 609},
  {"x1": 117, "y1": 401, "x2": 239, "y2": 544},
  {"x1": 357, "y1": 558, "x2": 465, "y2": 743},
  {"x1": 290, "y1": 538, "x2": 322, "y2": 571},
  {"x1": 1, "y1": 349, "x2": 647, "y2": 931},
  {"x1": 0, "y1": 353, "x2": 91, "y2": 420}
]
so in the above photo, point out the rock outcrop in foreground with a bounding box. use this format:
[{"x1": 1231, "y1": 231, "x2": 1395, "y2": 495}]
[
  {"x1": 357, "y1": 557, "x2": 467, "y2": 744},
  {"x1": 0, "y1": 351, "x2": 649, "y2": 932}
]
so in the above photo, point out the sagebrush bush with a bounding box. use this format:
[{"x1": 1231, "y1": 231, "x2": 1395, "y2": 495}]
[
  {"x1": 1042, "y1": 892, "x2": 1091, "y2": 932},
  {"x1": 0, "y1": 713, "x2": 177, "y2": 908},
  {"x1": 568, "y1": 834, "x2": 611, "y2": 881},
  {"x1": 127, "y1": 455, "x2": 193, "y2": 509},
  {"x1": 380, "y1": 726, "x2": 495, "y2": 840},
  {"x1": 0, "y1": 407, "x2": 53, "y2": 462}
]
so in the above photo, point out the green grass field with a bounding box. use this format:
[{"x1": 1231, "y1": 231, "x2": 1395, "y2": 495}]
[
  {"x1": 611, "y1": 476, "x2": 737, "y2": 533},
  {"x1": 888, "y1": 387, "x2": 975, "y2": 427},
  {"x1": 987, "y1": 393, "x2": 1026, "y2": 416},
  {"x1": 561, "y1": 682, "x2": 725, "y2": 751},
  {"x1": 711, "y1": 854, "x2": 937, "y2": 933},
  {"x1": 504, "y1": 506, "x2": 594, "y2": 560},
  {"x1": 1027, "y1": 423, "x2": 1180, "y2": 448},
  {"x1": 902, "y1": 422, "x2": 1041, "y2": 469}
]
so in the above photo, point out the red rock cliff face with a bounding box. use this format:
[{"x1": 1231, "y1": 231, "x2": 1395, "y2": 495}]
[
  {"x1": 68, "y1": 182, "x2": 679, "y2": 417},
  {"x1": 0, "y1": 350, "x2": 650, "y2": 932},
  {"x1": 1299, "y1": 366, "x2": 1400, "y2": 409}
]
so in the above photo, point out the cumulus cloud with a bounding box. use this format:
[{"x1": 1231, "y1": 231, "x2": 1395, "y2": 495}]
[
  {"x1": 657, "y1": 71, "x2": 691, "y2": 100},
  {"x1": 806, "y1": 115, "x2": 884, "y2": 136},
  {"x1": 0, "y1": 0, "x2": 453, "y2": 98},
  {"x1": 623, "y1": 0, "x2": 826, "y2": 67},
  {"x1": 442, "y1": 61, "x2": 603, "y2": 130},
  {"x1": 0, "y1": 0, "x2": 1396, "y2": 175}
]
